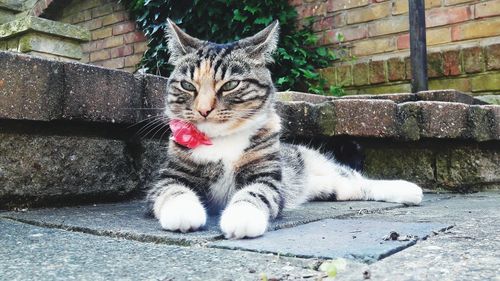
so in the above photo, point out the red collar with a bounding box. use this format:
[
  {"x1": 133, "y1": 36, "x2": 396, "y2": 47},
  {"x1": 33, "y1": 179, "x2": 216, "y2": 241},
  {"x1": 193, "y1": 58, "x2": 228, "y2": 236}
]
[{"x1": 169, "y1": 119, "x2": 212, "y2": 149}]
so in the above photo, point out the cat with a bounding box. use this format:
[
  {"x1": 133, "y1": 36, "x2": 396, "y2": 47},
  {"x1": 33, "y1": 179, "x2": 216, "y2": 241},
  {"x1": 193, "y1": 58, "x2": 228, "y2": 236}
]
[{"x1": 146, "y1": 19, "x2": 423, "y2": 239}]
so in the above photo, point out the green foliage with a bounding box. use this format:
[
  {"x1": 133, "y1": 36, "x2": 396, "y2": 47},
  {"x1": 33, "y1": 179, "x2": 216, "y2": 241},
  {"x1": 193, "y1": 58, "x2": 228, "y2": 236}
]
[{"x1": 123, "y1": 0, "x2": 348, "y2": 96}]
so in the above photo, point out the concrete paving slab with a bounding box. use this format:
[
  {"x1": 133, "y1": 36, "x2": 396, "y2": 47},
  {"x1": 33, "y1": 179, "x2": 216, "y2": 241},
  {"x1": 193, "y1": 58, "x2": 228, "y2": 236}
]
[
  {"x1": 0, "y1": 219, "x2": 318, "y2": 281},
  {"x1": 0, "y1": 201, "x2": 221, "y2": 245},
  {"x1": 0, "y1": 199, "x2": 404, "y2": 245},
  {"x1": 331, "y1": 192, "x2": 500, "y2": 280},
  {"x1": 211, "y1": 219, "x2": 449, "y2": 263}
]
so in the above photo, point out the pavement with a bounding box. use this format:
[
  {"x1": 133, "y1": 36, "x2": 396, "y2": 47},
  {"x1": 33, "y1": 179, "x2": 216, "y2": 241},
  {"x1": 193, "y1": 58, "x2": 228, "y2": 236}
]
[{"x1": 1, "y1": 192, "x2": 499, "y2": 281}]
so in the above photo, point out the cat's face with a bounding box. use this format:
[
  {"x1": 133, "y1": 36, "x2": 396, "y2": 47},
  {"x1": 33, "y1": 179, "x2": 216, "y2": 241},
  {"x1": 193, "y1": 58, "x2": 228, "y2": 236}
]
[{"x1": 164, "y1": 19, "x2": 279, "y2": 137}]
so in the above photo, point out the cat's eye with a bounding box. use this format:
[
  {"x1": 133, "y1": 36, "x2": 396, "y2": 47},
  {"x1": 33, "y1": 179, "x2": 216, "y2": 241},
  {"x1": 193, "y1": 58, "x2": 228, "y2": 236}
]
[
  {"x1": 180, "y1": 81, "x2": 196, "y2": 92},
  {"x1": 221, "y1": 81, "x2": 240, "y2": 92}
]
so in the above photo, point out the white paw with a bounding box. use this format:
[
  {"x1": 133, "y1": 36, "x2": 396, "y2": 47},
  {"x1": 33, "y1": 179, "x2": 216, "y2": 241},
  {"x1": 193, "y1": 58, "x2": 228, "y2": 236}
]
[
  {"x1": 156, "y1": 193, "x2": 207, "y2": 233},
  {"x1": 373, "y1": 180, "x2": 423, "y2": 205},
  {"x1": 220, "y1": 202, "x2": 268, "y2": 239}
]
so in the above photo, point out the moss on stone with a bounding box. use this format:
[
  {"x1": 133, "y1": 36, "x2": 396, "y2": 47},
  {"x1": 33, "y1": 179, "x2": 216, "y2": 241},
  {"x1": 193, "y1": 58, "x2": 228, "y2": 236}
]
[
  {"x1": 18, "y1": 32, "x2": 82, "y2": 59},
  {"x1": 363, "y1": 147, "x2": 435, "y2": 187},
  {"x1": 397, "y1": 102, "x2": 422, "y2": 141},
  {"x1": 435, "y1": 146, "x2": 500, "y2": 190},
  {"x1": 316, "y1": 101, "x2": 336, "y2": 136},
  {"x1": 0, "y1": 16, "x2": 90, "y2": 41}
]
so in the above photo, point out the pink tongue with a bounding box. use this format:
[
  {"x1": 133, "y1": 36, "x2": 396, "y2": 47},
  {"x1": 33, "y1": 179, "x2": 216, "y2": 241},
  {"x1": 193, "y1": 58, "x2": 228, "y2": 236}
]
[{"x1": 169, "y1": 119, "x2": 212, "y2": 149}]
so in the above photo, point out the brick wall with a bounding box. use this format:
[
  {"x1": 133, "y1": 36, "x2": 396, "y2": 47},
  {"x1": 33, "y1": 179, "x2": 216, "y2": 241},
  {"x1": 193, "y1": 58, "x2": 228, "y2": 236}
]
[
  {"x1": 294, "y1": 0, "x2": 500, "y2": 97},
  {"x1": 42, "y1": 0, "x2": 147, "y2": 73}
]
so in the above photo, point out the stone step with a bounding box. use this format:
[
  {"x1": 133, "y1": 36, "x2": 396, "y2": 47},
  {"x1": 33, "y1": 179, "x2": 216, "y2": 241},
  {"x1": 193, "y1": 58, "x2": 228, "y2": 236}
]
[{"x1": 0, "y1": 51, "x2": 498, "y2": 141}]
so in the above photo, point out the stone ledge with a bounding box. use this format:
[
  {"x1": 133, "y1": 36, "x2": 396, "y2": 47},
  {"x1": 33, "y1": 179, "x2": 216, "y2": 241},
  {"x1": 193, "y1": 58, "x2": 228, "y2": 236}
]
[
  {"x1": 278, "y1": 99, "x2": 499, "y2": 141},
  {"x1": 0, "y1": 51, "x2": 499, "y2": 141},
  {"x1": 0, "y1": 16, "x2": 89, "y2": 41}
]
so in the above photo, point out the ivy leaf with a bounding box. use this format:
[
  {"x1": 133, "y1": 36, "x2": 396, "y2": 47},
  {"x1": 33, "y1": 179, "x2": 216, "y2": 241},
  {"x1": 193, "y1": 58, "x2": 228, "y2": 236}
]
[
  {"x1": 233, "y1": 9, "x2": 248, "y2": 22},
  {"x1": 243, "y1": 5, "x2": 259, "y2": 15},
  {"x1": 276, "y1": 77, "x2": 288, "y2": 85},
  {"x1": 254, "y1": 16, "x2": 273, "y2": 26}
]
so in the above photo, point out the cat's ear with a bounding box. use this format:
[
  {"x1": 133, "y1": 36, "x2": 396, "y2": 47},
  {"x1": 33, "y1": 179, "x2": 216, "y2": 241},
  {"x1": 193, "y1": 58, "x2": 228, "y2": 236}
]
[
  {"x1": 238, "y1": 20, "x2": 279, "y2": 64},
  {"x1": 165, "y1": 18, "x2": 204, "y2": 64}
]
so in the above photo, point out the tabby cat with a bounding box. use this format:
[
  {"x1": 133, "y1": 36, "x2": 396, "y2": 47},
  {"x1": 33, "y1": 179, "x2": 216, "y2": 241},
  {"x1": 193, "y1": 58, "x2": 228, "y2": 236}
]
[{"x1": 147, "y1": 19, "x2": 423, "y2": 239}]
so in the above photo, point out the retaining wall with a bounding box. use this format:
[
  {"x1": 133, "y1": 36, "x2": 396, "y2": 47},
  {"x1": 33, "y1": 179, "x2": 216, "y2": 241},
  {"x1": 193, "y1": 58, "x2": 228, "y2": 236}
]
[{"x1": 0, "y1": 51, "x2": 498, "y2": 208}]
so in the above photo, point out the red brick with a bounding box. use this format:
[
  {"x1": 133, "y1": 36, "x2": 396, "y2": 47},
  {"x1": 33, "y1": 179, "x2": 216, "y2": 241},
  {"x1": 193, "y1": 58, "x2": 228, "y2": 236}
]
[
  {"x1": 475, "y1": 0, "x2": 500, "y2": 19},
  {"x1": 101, "y1": 58, "x2": 125, "y2": 69},
  {"x1": 427, "y1": 52, "x2": 444, "y2": 78},
  {"x1": 102, "y1": 11, "x2": 128, "y2": 26},
  {"x1": 313, "y1": 14, "x2": 346, "y2": 31},
  {"x1": 92, "y1": 4, "x2": 114, "y2": 18},
  {"x1": 462, "y1": 46, "x2": 484, "y2": 73},
  {"x1": 113, "y1": 22, "x2": 136, "y2": 35},
  {"x1": 296, "y1": 5, "x2": 314, "y2": 18},
  {"x1": 81, "y1": 18, "x2": 103, "y2": 31},
  {"x1": 102, "y1": 36, "x2": 124, "y2": 49},
  {"x1": 486, "y1": 43, "x2": 500, "y2": 70},
  {"x1": 353, "y1": 63, "x2": 369, "y2": 86},
  {"x1": 111, "y1": 45, "x2": 134, "y2": 58},
  {"x1": 124, "y1": 54, "x2": 143, "y2": 67},
  {"x1": 327, "y1": 0, "x2": 370, "y2": 12},
  {"x1": 323, "y1": 26, "x2": 367, "y2": 44},
  {"x1": 397, "y1": 33, "x2": 410, "y2": 49},
  {"x1": 426, "y1": 6, "x2": 472, "y2": 28},
  {"x1": 405, "y1": 57, "x2": 412, "y2": 79},
  {"x1": 124, "y1": 31, "x2": 147, "y2": 44},
  {"x1": 387, "y1": 57, "x2": 406, "y2": 81},
  {"x1": 369, "y1": 60, "x2": 386, "y2": 84},
  {"x1": 452, "y1": 18, "x2": 500, "y2": 41},
  {"x1": 134, "y1": 42, "x2": 148, "y2": 54},
  {"x1": 90, "y1": 50, "x2": 110, "y2": 62},
  {"x1": 442, "y1": 49, "x2": 461, "y2": 76}
]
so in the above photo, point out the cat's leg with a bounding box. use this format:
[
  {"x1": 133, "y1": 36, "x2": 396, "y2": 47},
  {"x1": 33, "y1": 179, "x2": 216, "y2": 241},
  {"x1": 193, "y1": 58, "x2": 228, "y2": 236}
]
[
  {"x1": 299, "y1": 146, "x2": 423, "y2": 205},
  {"x1": 147, "y1": 179, "x2": 206, "y2": 233},
  {"x1": 220, "y1": 182, "x2": 282, "y2": 239}
]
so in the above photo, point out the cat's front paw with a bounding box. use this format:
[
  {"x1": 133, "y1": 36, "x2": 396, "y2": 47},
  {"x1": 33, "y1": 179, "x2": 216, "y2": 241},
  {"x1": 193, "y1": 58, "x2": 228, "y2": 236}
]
[
  {"x1": 156, "y1": 193, "x2": 207, "y2": 233},
  {"x1": 220, "y1": 202, "x2": 268, "y2": 239}
]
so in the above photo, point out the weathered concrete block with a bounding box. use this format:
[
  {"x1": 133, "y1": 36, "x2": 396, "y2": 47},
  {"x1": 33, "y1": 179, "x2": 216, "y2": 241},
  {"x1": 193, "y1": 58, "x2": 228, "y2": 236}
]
[
  {"x1": 142, "y1": 74, "x2": 167, "y2": 119},
  {"x1": 468, "y1": 105, "x2": 500, "y2": 141},
  {"x1": 0, "y1": 51, "x2": 64, "y2": 121},
  {"x1": 419, "y1": 101, "x2": 469, "y2": 138},
  {"x1": 436, "y1": 146, "x2": 500, "y2": 190},
  {"x1": 63, "y1": 62, "x2": 142, "y2": 123},
  {"x1": 363, "y1": 147, "x2": 435, "y2": 186},
  {"x1": 0, "y1": 16, "x2": 90, "y2": 41},
  {"x1": 333, "y1": 99, "x2": 398, "y2": 137},
  {"x1": 397, "y1": 102, "x2": 422, "y2": 141},
  {"x1": 18, "y1": 32, "x2": 82, "y2": 59},
  {"x1": 338, "y1": 93, "x2": 416, "y2": 103},
  {"x1": 0, "y1": 133, "x2": 139, "y2": 207},
  {"x1": 277, "y1": 91, "x2": 333, "y2": 104},
  {"x1": 277, "y1": 101, "x2": 322, "y2": 138},
  {"x1": 417, "y1": 90, "x2": 475, "y2": 104}
]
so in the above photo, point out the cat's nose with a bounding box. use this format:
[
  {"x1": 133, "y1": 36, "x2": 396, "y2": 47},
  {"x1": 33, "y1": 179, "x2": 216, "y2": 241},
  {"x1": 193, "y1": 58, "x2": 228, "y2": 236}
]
[{"x1": 198, "y1": 108, "x2": 213, "y2": 118}]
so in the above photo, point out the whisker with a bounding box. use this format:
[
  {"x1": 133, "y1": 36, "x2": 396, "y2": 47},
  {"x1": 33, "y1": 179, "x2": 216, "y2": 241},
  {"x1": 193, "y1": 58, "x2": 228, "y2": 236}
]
[
  {"x1": 141, "y1": 121, "x2": 168, "y2": 140},
  {"x1": 135, "y1": 119, "x2": 166, "y2": 137},
  {"x1": 127, "y1": 115, "x2": 164, "y2": 129}
]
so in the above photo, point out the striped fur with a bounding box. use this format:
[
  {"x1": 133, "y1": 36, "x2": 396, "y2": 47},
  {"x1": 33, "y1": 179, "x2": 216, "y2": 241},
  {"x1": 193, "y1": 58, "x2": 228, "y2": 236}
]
[{"x1": 147, "y1": 20, "x2": 423, "y2": 238}]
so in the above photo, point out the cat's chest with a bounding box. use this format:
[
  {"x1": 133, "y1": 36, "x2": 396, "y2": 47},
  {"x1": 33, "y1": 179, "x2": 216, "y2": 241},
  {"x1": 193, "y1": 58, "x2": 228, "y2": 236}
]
[{"x1": 189, "y1": 133, "x2": 251, "y2": 165}]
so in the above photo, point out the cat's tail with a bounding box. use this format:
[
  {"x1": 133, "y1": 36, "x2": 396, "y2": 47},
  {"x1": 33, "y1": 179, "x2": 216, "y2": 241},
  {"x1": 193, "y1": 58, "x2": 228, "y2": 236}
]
[{"x1": 296, "y1": 146, "x2": 423, "y2": 205}]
